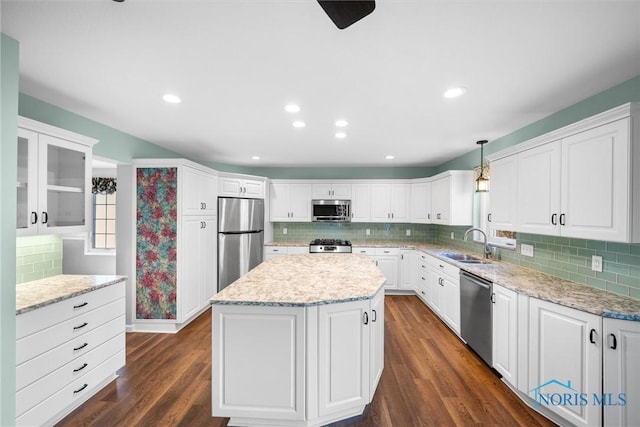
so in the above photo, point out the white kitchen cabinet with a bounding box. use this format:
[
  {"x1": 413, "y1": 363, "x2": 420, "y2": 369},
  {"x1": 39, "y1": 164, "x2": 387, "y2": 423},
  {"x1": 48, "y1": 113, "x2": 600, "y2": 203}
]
[
  {"x1": 430, "y1": 171, "x2": 474, "y2": 226},
  {"x1": 428, "y1": 255, "x2": 460, "y2": 334},
  {"x1": 358, "y1": 247, "x2": 399, "y2": 291},
  {"x1": 603, "y1": 317, "x2": 640, "y2": 427},
  {"x1": 487, "y1": 155, "x2": 518, "y2": 233},
  {"x1": 218, "y1": 174, "x2": 265, "y2": 199},
  {"x1": 414, "y1": 252, "x2": 431, "y2": 304},
  {"x1": 350, "y1": 183, "x2": 371, "y2": 222},
  {"x1": 17, "y1": 117, "x2": 97, "y2": 236},
  {"x1": 15, "y1": 281, "x2": 126, "y2": 426},
  {"x1": 492, "y1": 283, "x2": 518, "y2": 386},
  {"x1": 311, "y1": 181, "x2": 351, "y2": 199},
  {"x1": 269, "y1": 181, "x2": 312, "y2": 222},
  {"x1": 370, "y1": 182, "x2": 410, "y2": 223},
  {"x1": 264, "y1": 245, "x2": 308, "y2": 260},
  {"x1": 410, "y1": 180, "x2": 432, "y2": 224},
  {"x1": 181, "y1": 216, "x2": 216, "y2": 321},
  {"x1": 528, "y1": 298, "x2": 602, "y2": 427},
  {"x1": 369, "y1": 287, "x2": 385, "y2": 395},
  {"x1": 182, "y1": 166, "x2": 218, "y2": 216},
  {"x1": 399, "y1": 249, "x2": 415, "y2": 291}
]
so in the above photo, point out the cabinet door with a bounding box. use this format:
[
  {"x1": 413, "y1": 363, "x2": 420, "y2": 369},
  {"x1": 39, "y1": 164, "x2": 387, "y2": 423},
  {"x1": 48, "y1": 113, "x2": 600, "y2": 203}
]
[
  {"x1": 351, "y1": 184, "x2": 371, "y2": 222},
  {"x1": 181, "y1": 217, "x2": 204, "y2": 321},
  {"x1": 183, "y1": 167, "x2": 217, "y2": 216},
  {"x1": 38, "y1": 134, "x2": 92, "y2": 234},
  {"x1": 219, "y1": 177, "x2": 243, "y2": 197},
  {"x1": 289, "y1": 183, "x2": 311, "y2": 221},
  {"x1": 16, "y1": 129, "x2": 39, "y2": 236},
  {"x1": 201, "y1": 217, "x2": 217, "y2": 302},
  {"x1": 370, "y1": 184, "x2": 391, "y2": 222},
  {"x1": 603, "y1": 317, "x2": 640, "y2": 427},
  {"x1": 528, "y1": 298, "x2": 601, "y2": 427},
  {"x1": 369, "y1": 288, "x2": 384, "y2": 396},
  {"x1": 517, "y1": 141, "x2": 561, "y2": 235},
  {"x1": 311, "y1": 183, "x2": 332, "y2": 199},
  {"x1": 243, "y1": 179, "x2": 264, "y2": 198},
  {"x1": 389, "y1": 183, "x2": 410, "y2": 222},
  {"x1": 561, "y1": 119, "x2": 629, "y2": 242},
  {"x1": 429, "y1": 268, "x2": 443, "y2": 315},
  {"x1": 492, "y1": 284, "x2": 518, "y2": 386},
  {"x1": 331, "y1": 183, "x2": 351, "y2": 199},
  {"x1": 410, "y1": 181, "x2": 431, "y2": 224},
  {"x1": 441, "y1": 274, "x2": 460, "y2": 334},
  {"x1": 399, "y1": 250, "x2": 414, "y2": 291},
  {"x1": 374, "y1": 255, "x2": 398, "y2": 290},
  {"x1": 318, "y1": 300, "x2": 370, "y2": 417},
  {"x1": 269, "y1": 183, "x2": 291, "y2": 221},
  {"x1": 488, "y1": 156, "x2": 518, "y2": 232},
  {"x1": 431, "y1": 176, "x2": 450, "y2": 224}
]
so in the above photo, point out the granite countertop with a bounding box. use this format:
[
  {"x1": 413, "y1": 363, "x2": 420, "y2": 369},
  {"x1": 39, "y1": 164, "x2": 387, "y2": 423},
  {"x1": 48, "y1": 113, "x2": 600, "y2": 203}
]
[
  {"x1": 265, "y1": 240, "x2": 640, "y2": 321},
  {"x1": 16, "y1": 275, "x2": 127, "y2": 315},
  {"x1": 211, "y1": 253, "x2": 386, "y2": 307}
]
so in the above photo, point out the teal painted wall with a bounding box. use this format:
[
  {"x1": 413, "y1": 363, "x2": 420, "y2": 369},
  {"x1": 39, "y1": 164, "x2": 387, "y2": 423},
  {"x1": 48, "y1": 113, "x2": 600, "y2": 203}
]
[
  {"x1": 435, "y1": 74, "x2": 640, "y2": 173},
  {"x1": 1, "y1": 32, "x2": 18, "y2": 427}
]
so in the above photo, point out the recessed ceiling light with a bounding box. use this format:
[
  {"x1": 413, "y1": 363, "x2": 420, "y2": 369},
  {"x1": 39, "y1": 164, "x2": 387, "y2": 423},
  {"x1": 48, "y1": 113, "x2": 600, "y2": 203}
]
[
  {"x1": 385, "y1": 155, "x2": 395, "y2": 160},
  {"x1": 251, "y1": 156, "x2": 260, "y2": 160},
  {"x1": 335, "y1": 119, "x2": 348, "y2": 127},
  {"x1": 285, "y1": 104, "x2": 301, "y2": 113},
  {"x1": 335, "y1": 132, "x2": 347, "y2": 139},
  {"x1": 292, "y1": 120, "x2": 306, "y2": 128},
  {"x1": 443, "y1": 87, "x2": 466, "y2": 99},
  {"x1": 162, "y1": 93, "x2": 181, "y2": 104}
]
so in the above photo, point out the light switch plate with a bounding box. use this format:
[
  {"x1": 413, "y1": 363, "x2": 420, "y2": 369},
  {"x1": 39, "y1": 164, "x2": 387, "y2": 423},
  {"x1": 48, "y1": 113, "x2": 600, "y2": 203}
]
[
  {"x1": 366, "y1": 229, "x2": 370, "y2": 236},
  {"x1": 450, "y1": 232, "x2": 455, "y2": 239},
  {"x1": 283, "y1": 227, "x2": 287, "y2": 235},
  {"x1": 406, "y1": 229, "x2": 411, "y2": 236},
  {"x1": 592, "y1": 255, "x2": 603, "y2": 272},
  {"x1": 521, "y1": 244, "x2": 534, "y2": 257}
]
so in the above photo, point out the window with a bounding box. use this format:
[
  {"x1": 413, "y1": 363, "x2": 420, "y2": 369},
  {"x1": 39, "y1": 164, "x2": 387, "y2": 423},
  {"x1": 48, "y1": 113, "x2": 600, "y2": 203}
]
[{"x1": 93, "y1": 192, "x2": 116, "y2": 249}]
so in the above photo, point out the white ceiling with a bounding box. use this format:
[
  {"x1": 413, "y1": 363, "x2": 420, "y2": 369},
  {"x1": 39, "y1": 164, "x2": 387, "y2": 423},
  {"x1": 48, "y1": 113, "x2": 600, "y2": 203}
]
[{"x1": 2, "y1": 0, "x2": 639, "y2": 168}]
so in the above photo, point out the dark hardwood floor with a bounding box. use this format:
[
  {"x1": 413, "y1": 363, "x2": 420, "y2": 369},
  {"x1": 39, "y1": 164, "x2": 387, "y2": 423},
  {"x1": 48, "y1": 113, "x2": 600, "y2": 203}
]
[{"x1": 57, "y1": 296, "x2": 556, "y2": 427}]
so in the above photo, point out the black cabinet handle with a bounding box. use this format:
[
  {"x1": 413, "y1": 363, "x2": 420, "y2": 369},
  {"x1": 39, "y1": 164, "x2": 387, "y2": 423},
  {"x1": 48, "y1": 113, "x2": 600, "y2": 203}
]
[
  {"x1": 74, "y1": 383, "x2": 88, "y2": 394},
  {"x1": 491, "y1": 293, "x2": 496, "y2": 304},
  {"x1": 73, "y1": 363, "x2": 88, "y2": 373},
  {"x1": 488, "y1": 213, "x2": 492, "y2": 222},
  {"x1": 73, "y1": 342, "x2": 89, "y2": 351},
  {"x1": 73, "y1": 302, "x2": 88, "y2": 309},
  {"x1": 42, "y1": 211, "x2": 48, "y2": 224},
  {"x1": 73, "y1": 322, "x2": 88, "y2": 331},
  {"x1": 589, "y1": 328, "x2": 597, "y2": 344},
  {"x1": 551, "y1": 213, "x2": 557, "y2": 225},
  {"x1": 610, "y1": 333, "x2": 617, "y2": 350},
  {"x1": 372, "y1": 309, "x2": 377, "y2": 322},
  {"x1": 31, "y1": 212, "x2": 38, "y2": 224},
  {"x1": 560, "y1": 213, "x2": 566, "y2": 226},
  {"x1": 363, "y1": 312, "x2": 369, "y2": 325}
]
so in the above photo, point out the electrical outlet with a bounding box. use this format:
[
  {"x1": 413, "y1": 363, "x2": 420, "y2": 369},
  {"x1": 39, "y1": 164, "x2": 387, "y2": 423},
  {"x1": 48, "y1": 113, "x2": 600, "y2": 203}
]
[
  {"x1": 366, "y1": 229, "x2": 370, "y2": 236},
  {"x1": 406, "y1": 229, "x2": 411, "y2": 236},
  {"x1": 282, "y1": 227, "x2": 287, "y2": 235},
  {"x1": 521, "y1": 244, "x2": 534, "y2": 257},
  {"x1": 592, "y1": 255, "x2": 603, "y2": 272},
  {"x1": 450, "y1": 232, "x2": 455, "y2": 239}
]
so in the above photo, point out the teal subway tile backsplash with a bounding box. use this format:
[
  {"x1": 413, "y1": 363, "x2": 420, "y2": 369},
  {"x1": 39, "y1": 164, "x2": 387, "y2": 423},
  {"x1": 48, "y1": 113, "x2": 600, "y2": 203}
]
[
  {"x1": 16, "y1": 235, "x2": 63, "y2": 284},
  {"x1": 272, "y1": 222, "x2": 434, "y2": 244}
]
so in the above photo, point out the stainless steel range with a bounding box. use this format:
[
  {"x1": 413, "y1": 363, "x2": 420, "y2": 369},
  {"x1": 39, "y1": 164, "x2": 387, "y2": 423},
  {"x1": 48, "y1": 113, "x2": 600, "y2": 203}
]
[{"x1": 309, "y1": 238, "x2": 352, "y2": 253}]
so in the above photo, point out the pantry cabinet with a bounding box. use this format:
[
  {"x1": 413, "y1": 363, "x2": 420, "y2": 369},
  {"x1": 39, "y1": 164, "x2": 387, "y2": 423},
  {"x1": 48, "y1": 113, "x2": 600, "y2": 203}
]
[
  {"x1": 17, "y1": 117, "x2": 97, "y2": 236},
  {"x1": 269, "y1": 181, "x2": 312, "y2": 222},
  {"x1": 219, "y1": 173, "x2": 265, "y2": 199}
]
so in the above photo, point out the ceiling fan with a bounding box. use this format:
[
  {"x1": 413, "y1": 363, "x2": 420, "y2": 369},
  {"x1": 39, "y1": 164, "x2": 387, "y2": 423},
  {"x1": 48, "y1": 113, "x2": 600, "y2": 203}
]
[{"x1": 317, "y1": 1, "x2": 375, "y2": 29}]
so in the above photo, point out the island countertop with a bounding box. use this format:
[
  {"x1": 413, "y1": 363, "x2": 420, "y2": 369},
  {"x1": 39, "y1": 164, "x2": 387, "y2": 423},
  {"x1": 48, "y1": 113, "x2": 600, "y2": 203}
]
[
  {"x1": 16, "y1": 274, "x2": 127, "y2": 315},
  {"x1": 210, "y1": 253, "x2": 386, "y2": 307}
]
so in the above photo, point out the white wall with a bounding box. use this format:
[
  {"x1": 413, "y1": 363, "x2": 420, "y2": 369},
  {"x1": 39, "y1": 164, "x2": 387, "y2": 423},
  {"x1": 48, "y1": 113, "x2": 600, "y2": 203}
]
[{"x1": 62, "y1": 238, "x2": 116, "y2": 275}]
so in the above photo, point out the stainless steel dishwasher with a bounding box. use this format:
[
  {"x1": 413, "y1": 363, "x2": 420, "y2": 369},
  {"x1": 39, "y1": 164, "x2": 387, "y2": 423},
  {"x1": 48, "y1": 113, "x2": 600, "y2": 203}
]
[{"x1": 460, "y1": 270, "x2": 493, "y2": 367}]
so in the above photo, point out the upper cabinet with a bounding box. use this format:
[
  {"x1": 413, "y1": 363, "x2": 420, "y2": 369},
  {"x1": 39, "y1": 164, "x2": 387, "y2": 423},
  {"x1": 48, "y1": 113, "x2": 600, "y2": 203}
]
[
  {"x1": 183, "y1": 166, "x2": 218, "y2": 215},
  {"x1": 488, "y1": 103, "x2": 640, "y2": 242},
  {"x1": 410, "y1": 179, "x2": 432, "y2": 224},
  {"x1": 311, "y1": 181, "x2": 351, "y2": 200},
  {"x1": 350, "y1": 183, "x2": 371, "y2": 222},
  {"x1": 219, "y1": 173, "x2": 265, "y2": 199},
  {"x1": 430, "y1": 171, "x2": 474, "y2": 226},
  {"x1": 17, "y1": 117, "x2": 98, "y2": 236},
  {"x1": 270, "y1": 181, "x2": 312, "y2": 222}
]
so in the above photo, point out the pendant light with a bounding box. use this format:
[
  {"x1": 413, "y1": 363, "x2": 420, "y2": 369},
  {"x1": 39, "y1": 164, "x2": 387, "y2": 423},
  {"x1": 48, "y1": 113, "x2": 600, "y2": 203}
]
[{"x1": 475, "y1": 140, "x2": 489, "y2": 192}]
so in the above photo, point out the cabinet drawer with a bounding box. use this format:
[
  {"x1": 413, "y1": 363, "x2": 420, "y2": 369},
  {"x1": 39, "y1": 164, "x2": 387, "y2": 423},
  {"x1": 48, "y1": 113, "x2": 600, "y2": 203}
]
[
  {"x1": 374, "y1": 247, "x2": 399, "y2": 256},
  {"x1": 16, "y1": 332, "x2": 125, "y2": 418},
  {"x1": 353, "y1": 247, "x2": 374, "y2": 256},
  {"x1": 17, "y1": 297, "x2": 125, "y2": 365},
  {"x1": 17, "y1": 282, "x2": 125, "y2": 339},
  {"x1": 287, "y1": 246, "x2": 309, "y2": 255},
  {"x1": 415, "y1": 274, "x2": 429, "y2": 302},
  {"x1": 16, "y1": 315, "x2": 124, "y2": 391},
  {"x1": 428, "y1": 256, "x2": 459, "y2": 278},
  {"x1": 16, "y1": 348, "x2": 125, "y2": 427},
  {"x1": 265, "y1": 246, "x2": 288, "y2": 255}
]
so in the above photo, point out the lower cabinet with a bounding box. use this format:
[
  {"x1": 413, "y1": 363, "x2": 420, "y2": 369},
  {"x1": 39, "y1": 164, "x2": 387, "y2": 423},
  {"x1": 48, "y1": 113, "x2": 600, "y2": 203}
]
[
  {"x1": 428, "y1": 256, "x2": 460, "y2": 334},
  {"x1": 603, "y1": 317, "x2": 640, "y2": 427},
  {"x1": 399, "y1": 249, "x2": 415, "y2": 291},
  {"x1": 528, "y1": 298, "x2": 602, "y2": 427},
  {"x1": 414, "y1": 251, "x2": 430, "y2": 303},
  {"x1": 491, "y1": 283, "x2": 518, "y2": 386},
  {"x1": 264, "y1": 245, "x2": 308, "y2": 261},
  {"x1": 353, "y1": 247, "x2": 399, "y2": 291},
  {"x1": 15, "y1": 281, "x2": 126, "y2": 426}
]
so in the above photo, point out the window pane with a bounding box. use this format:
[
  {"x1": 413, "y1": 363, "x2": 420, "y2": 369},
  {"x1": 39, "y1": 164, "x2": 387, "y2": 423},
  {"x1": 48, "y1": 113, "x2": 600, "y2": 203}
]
[
  {"x1": 96, "y1": 220, "x2": 106, "y2": 233},
  {"x1": 106, "y1": 205, "x2": 116, "y2": 218},
  {"x1": 107, "y1": 193, "x2": 116, "y2": 203},
  {"x1": 95, "y1": 193, "x2": 107, "y2": 204},
  {"x1": 106, "y1": 219, "x2": 116, "y2": 233},
  {"x1": 106, "y1": 234, "x2": 116, "y2": 248},
  {"x1": 95, "y1": 205, "x2": 107, "y2": 219},
  {"x1": 95, "y1": 234, "x2": 106, "y2": 248}
]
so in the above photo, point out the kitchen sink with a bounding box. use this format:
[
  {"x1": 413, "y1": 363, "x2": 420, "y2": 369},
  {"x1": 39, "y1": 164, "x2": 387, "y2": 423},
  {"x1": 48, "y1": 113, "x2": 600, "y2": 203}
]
[{"x1": 441, "y1": 252, "x2": 491, "y2": 264}]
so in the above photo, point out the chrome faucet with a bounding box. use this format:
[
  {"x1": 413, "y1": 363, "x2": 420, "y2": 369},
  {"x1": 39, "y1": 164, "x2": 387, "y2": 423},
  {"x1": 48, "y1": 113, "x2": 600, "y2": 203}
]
[{"x1": 464, "y1": 227, "x2": 491, "y2": 259}]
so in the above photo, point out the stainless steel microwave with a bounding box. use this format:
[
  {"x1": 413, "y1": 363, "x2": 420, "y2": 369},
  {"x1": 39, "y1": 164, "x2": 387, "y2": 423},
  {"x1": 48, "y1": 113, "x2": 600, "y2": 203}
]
[{"x1": 311, "y1": 199, "x2": 351, "y2": 222}]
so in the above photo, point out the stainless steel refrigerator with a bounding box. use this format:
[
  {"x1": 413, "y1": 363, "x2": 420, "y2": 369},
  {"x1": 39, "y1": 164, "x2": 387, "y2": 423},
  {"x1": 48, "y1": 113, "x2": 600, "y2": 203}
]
[{"x1": 218, "y1": 197, "x2": 264, "y2": 292}]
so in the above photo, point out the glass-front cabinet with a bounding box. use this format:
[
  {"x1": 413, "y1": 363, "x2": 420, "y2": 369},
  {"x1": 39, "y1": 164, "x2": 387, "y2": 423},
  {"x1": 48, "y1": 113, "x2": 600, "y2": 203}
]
[{"x1": 17, "y1": 117, "x2": 98, "y2": 236}]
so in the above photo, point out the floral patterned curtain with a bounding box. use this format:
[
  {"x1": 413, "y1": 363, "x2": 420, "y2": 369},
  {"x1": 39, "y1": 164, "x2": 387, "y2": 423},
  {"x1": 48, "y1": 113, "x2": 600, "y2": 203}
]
[{"x1": 92, "y1": 177, "x2": 116, "y2": 194}]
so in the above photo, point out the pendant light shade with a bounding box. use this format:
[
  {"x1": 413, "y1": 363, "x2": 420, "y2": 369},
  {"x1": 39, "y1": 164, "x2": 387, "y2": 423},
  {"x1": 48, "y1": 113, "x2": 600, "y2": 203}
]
[{"x1": 475, "y1": 140, "x2": 489, "y2": 192}]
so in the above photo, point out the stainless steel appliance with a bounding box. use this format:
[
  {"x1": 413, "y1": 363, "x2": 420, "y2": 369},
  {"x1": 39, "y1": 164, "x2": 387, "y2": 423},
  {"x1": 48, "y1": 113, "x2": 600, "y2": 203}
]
[
  {"x1": 311, "y1": 199, "x2": 351, "y2": 222},
  {"x1": 218, "y1": 197, "x2": 264, "y2": 292},
  {"x1": 460, "y1": 270, "x2": 493, "y2": 367},
  {"x1": 309, "y1": 238, "x2": 352, "y2": 253}
]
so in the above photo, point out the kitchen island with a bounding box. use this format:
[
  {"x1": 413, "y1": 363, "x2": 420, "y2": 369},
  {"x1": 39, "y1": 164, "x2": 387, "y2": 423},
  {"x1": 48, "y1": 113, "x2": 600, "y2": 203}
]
[{"x1": 210, "y1": 253, "x2": 386, "y2": 427}]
